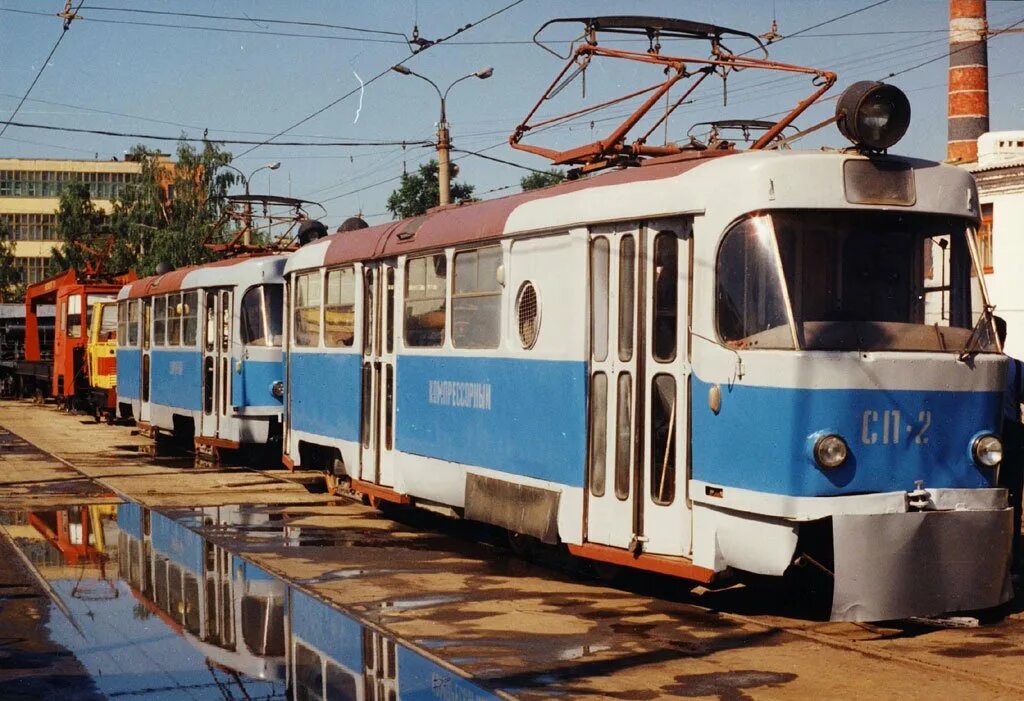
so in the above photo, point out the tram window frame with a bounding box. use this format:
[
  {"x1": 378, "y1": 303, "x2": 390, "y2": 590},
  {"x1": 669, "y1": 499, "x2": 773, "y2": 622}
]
[
  {"x1": 182, "y1": 291, "x2": 198, "y2": 346},
  {"x1": 452, "y1": 245, "x2": 503, "y2": 349},
  {"x1": 240, "y1": 284, "x2": 283, "y2": 347},
  {"x1": 66, "y1": 294, "x2": 83, "y2": 339},
  {"x1": 588, "y1": 371, "x2": 608, "y2": 497},
  {"x1": 614, "y1": 371, "x2": 632, "y2": 501},
  {"x1": 323, "y1": 266, "x2": 356, "y2": 348},
  {"x1": 166, "y1": 292, "x2": 182, "y2": 346},
  {"x1": 404, "y1": 253, "x2": 447, "y2": 348},
  {"x1": 650, "y1": 373, "x2": 677, "y2": 505},
  {"x1": 618, "y1": 235, "x2": 636, "y2": 362},
  {"x1": 293, "y1": 271, "x2": 323, "y2": 348},
  {"x1": 652, "y1": 232, "x2": 679, "y2": 362},
  {"x1": 153, "y1": 295, "x2": 167, "y2": 346},
  {"x1": 128, "y1": 300, "x2": 139, "y2": 346},
  {"x1": 590, "y1": 237, "x2": 610, "y2": 362},
  {"x1": 117, "y1": 301, "x2": 127, "y2": 347},
  {"x1": 98, "y1": 302, "x2": 118, "y2": 342}
]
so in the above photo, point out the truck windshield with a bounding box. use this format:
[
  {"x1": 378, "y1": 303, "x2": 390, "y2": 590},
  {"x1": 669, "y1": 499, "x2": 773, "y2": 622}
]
[{"x1": 715, "y1": 211, "x2": 996, "y2": 352}]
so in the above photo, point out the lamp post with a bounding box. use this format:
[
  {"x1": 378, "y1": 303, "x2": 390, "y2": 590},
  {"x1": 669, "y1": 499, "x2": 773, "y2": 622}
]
[
  {"x1": 224, "y1": 161, "x2": 281, "y2": 245},
  {"x1": 391, "y1": 65, "x2": 493, "y2": 206}
]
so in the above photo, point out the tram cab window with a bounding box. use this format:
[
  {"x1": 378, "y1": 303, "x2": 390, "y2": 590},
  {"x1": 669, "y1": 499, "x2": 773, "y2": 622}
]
[
  {"x1": 85, "y1": 294, "x2": 115, "y2": 341},
  {"x1": 405, "y1": 254, "x2": 447, "y2": 347},
  {"x1": 66, "y1": 294, "x2": 83, "y2": 338},
  {"x1": 716, "y1": 217, "x2": 794, "y2": 350},
  {"x1": 323, "y1": 267, "x2": 356, "y2": 347},
  {"x1": 98, "y1": 303, "x2": 117, "y2": 342},
  {"x1": 241, "y1": 284, "x2": 284, "y2": 347},
  {"x1": 293, "y1": 273, "x2": 322, "y2": 347},
  {"x1": 453, "y1": 246, "x2": 502, "y2": 349},
  {"x1": 241, "y1": 596, "x2": 285, "y2": 657},
  {"x1": 717, "y1": 211, "x2": 995, "y2": 352}
]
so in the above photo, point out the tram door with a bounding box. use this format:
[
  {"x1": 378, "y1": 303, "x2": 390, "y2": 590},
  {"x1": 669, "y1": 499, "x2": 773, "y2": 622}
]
[
  {"x1": 139, "y1": 298, "x2": 152, "y2": 423},
  {"x1": 201, "y1": 289, "x2": 232, "y2": 437},
  {"x1": 358, "y1": 261, "x2": 397, "y2": 487},
  {"x1": 585, "y1": 221, "x2": 692, "y2": 555},
  {"x1": 586, "y1": 226, "x2": 640, "y2": 549}
]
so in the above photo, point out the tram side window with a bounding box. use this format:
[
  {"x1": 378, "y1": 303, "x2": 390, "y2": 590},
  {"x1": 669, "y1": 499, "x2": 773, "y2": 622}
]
[
  {"x1": 452, "y1": 246, "x2": 502, "y2": 349},
  {"x1": 167, "y1": 293, "x2": 182, "y2": 346},
  {"x1": 653, "y1": 233, "x2": 678, "y2": 361},
  {"x1": 117, "y1": 302, "x2": 127, "y2": 347},
  {"x1": 404, "y1": 254, "x2": 446, "y2": 347},
  {"x1": 324, "y1": 267, "x2": 356, "y2": 347},
  {"x1": 293, "y1": 641, "x2": 325, "y2": 701},
  {"x1": 182, "y1": 291, "x2": 198, "y2": 346},
  {"x1": 294, "y1": 272, "x2": 322, "y2": 347},
  {"x1": 153, "y1": 296, "x2": 166, "y2": 346},
  {"x1": 650, "y1": 374, "x2": 676, "y2": 505},
  {"x1": 66, "y1": 294, "x2": 82, "y2": 338},
  {"x1": 128, "y1": 300, "x2": 139, "y2": 346}
]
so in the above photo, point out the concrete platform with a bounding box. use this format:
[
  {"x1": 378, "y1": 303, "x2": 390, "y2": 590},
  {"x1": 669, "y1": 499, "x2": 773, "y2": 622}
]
[{"x1": 2, "y1": 400, "x2": 1024, "y2": 699}]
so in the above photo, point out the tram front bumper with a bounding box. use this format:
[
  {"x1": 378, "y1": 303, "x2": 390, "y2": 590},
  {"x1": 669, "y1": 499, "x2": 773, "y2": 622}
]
[{"x1": 830, "y1": 506, "x2": 1013, "y2": 621}]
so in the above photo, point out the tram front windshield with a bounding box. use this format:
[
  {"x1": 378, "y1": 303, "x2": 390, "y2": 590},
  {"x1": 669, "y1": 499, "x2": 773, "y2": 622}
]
[{"x1": 716, "y1": 211, "x2": 996, "y2": 352}]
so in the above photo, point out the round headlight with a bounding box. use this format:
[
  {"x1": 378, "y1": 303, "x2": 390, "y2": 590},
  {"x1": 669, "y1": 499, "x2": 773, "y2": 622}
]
[
  {"x1": 271, "y1": 381, "x2": 284, "y2": 399},
  {"x1": 835, "y1": 81, "x2": 911, "y2": 151},
  {"x1": 814, "y1": 434, "x2": 849, "y2": 470},
  {"x1": 973, "y1": 434, "x2": 1002, "y2": 468}
]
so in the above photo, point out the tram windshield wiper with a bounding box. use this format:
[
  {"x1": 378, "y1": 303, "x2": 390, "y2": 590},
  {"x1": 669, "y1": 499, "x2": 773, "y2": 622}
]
[{"x1": 958, "y1": 305, "x2": 997, "y2": 361}]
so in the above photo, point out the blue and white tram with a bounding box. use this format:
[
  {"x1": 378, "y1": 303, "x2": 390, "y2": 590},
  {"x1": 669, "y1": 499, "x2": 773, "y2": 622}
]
[
  {"x1": 282, "y1": 109, "x2": 1012, "y2": 621},
  {"x1": 116, "y1": 255, "x2": 287, "y2": 454}
]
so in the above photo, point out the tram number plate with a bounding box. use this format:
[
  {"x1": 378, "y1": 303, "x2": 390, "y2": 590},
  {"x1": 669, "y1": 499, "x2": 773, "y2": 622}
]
[{"x1": 861, "y1": 409, "x2": 931, "y2": 445}]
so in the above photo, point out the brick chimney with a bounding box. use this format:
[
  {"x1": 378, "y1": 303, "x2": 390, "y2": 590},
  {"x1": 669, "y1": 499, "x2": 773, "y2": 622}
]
[{"x1": 947, "y1": 0, "x2": 989, "y2": 163}]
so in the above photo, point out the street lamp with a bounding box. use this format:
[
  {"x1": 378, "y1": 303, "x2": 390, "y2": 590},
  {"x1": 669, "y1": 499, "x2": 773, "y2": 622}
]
[
  {"x1": 224, "y1": 161, "x2": 281, "y2": 245},
  {"x1": 391, "y1": 65, "x2": 493, "y2": 206}
]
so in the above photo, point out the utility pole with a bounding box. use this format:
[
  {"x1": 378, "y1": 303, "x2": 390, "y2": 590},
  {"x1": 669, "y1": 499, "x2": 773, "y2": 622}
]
[{"x1": 391, "y1": 65, "x2": 493, "y2": 206}]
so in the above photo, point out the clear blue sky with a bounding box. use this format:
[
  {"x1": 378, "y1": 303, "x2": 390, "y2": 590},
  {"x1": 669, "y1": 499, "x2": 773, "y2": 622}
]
[{"x1": 1, "y1": 1, "x2": 1023, "y2": 229}]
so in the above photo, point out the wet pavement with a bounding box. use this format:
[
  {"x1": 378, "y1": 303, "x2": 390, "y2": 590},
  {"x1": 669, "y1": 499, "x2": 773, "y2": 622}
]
[{"x1": 4, "y1": 400, "x2": 1024, "y2": 699}]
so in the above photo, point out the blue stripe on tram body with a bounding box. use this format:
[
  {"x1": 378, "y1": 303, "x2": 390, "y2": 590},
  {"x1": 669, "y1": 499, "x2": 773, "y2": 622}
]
[
  {"x1": 150, "y1": 510, "x2": 204, "y2": 575},
  {"x1": 232, "y1": 359, "x2": 284, "y2": 409},
  {"x1": 149, "y1": 350, "x2": 203, "y2": 412},
  {"x1": 288, "y1": 352, "x2": 362, "y2": 442},
  {"x1": 117, "y1": 348, "x2": 141, "y2": 401},
  {"x1": 395, "y1": 355, "x2": 588, "y2": 487},
  {"x1": 116, "y1": 502, "x2": 144, "y2": 540},
  {"x1": 290, "y1": 588, "x2": 364, "y2": 671},
  {"x1": 690, "y1": 376, "x2": 1001, "y2": 497}
]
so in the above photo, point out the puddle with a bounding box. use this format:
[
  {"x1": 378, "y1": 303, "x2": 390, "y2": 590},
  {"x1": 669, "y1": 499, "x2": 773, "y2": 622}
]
[{"x1": 0, "y1": 501, "x2": 502, "y2": 700}]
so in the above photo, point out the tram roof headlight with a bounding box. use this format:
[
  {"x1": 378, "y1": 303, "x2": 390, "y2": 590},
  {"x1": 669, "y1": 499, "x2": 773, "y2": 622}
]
[
  {"x1": 973, "y1": 434, "x2": 1002, "y2": 468},
  {"x1": 835, "y1": 81, "x2": 911, "y2": 152},
  {"x1": 814, "y1": 434, "x2": 849, "y2": 470}
]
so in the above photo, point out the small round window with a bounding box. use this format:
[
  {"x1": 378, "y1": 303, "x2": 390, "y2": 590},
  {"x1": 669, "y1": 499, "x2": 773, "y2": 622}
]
[{"x1": 516, "y1": 281, "x2": 540, "y2": 349}]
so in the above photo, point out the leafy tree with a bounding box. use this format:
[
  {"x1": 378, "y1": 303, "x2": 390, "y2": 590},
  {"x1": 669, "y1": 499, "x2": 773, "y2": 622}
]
[
  {"x1": 386, "y1": 159, "x2": 474, "y2": 218},
  {"x1": 520, "y1": 169, "x2": 565, "y2": 191},
  {"x1": 51, "y1": 139, "x2": 237, "y2": 279},
  {"x1": 0, "y1": 221, "x2": 24, "y2": 301},
  {"x1": 108, "y1": 139, "x2": 237, "y2": 276},
  {"x1": 48, "y1": 181, "x2": 108, "y2": 274}
]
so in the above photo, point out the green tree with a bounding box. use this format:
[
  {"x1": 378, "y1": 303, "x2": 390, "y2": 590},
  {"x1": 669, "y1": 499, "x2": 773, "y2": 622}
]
[
  {"x1": 385, "y1": 159, "x2": 474, "y2": 218},
  {"x1": 48, "y1": 181, "x2": 107, "y2": 274},
  {"x1": 520, "y1": 169, "x2": 565, "y2": 191},
  {"x1": 109, "y1": 139, "x2": 237, "y2": 276},
  {"x1": 0, "y1": 221, "x2": 24, "y2": 301}
]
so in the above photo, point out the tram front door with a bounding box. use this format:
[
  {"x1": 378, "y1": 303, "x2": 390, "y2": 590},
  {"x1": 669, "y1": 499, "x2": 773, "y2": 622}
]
[
  {"x1": 584, "y1": 220, "x2": 693, "y2": 557},
  {"x1": 139, "y1": 298, "x2": 152, "y2": 423},
  {"x1": 358, "y1": 260, "x2": 397, "y2": 488}
]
